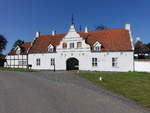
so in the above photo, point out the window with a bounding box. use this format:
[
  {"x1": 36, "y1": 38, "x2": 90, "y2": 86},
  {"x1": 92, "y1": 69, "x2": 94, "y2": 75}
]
[
  {"x1": 18, "y1": 61, "x2": 27, "y2": 66},
  {"x1": 94, "y1": 46, "x2": 101, "y2": 52},
  {"x1": 95, "y1": 46, "x2": 100, "y2": 51},
  {"x1": 112, "y1": 57, "x2": 118, "y2": 67},
  {"x1": 16, "y1": 49, "x2": 21, "y2": 55},
  {"x1": 48, "y1": 48, "x2": 53, "y2": 52},
  {"x1": 63, "y1": 43, "x2": 67, "y2": 48},
  {"x1": 92, "y1": 58, "x2": 98, "y2": 67},
  {"x1": 15, "y1": 46, "x2": 21, "y2": 55},
  {"x1": 48, "y1": 45, "x2": 54, "y2": 52},
  {"x1": 93, "y1": 41, "x2": 101, "y2": 52},
  {"x1": 77, "y1": 42, "x2": 82, "y2": 48},
  {"x1": 70, "y1": 43, "x2": 74, "y2": 48},
  {"x1": 36, "y1": 58, "x2": 40, "y2": 66},
  {"x1": 51, "y1": 58, "x2": 55, "y2": 66}
]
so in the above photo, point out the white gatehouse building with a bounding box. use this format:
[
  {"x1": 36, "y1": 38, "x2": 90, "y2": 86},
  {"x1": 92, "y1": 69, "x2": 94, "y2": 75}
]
[{"x1": 5, "y1": 23, "x2": 134, "y2": 72}]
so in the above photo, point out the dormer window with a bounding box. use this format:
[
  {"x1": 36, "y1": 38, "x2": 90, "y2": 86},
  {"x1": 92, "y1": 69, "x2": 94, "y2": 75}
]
[
  {"x1": 95, "y1": 46, "x2": 100, "y2": 51},
  {"x1": 93, "y1": 41, "x2": 101, "y2": 52},
  {"x1": 16, "y1": 49, "x2": 21, "y2": 55},
  {"x1": 48, "y1": 44, "x2": 54, "y2": 52},
  {"x1": 15, "y1": 46, "x2": 21, "y2": 55}
]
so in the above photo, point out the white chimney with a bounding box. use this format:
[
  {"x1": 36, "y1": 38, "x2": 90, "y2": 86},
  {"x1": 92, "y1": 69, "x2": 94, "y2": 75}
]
[
  {"x1": 35, "y1": 32, "x2": 40, "y2": 38},
  {"x1": 85, "y1": 26, "x2": 88, "y2": 33},
  {"x1": 136, "y1": 36, "x2": 141, "y2": 42},
  {"x1": 125, "y1": 23, "x2": 131, "y2": 31},
  {"x1": 52, "y1": 30, "x2": 56, "y2": 36}
]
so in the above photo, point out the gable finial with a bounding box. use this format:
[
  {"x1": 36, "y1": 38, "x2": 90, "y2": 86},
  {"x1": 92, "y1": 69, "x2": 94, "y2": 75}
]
[
  {"x1": 71, "y1": 14, "x2": 74, "y2": 25},
  {"x1": 79, "y1": 25, "x2": 82, "y2": 32}
]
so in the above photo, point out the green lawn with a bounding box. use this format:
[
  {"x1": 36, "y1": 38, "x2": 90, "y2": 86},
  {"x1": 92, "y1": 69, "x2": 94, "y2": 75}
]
[
  {"x1": 78, "y1": 72, "x2": 150, "y2": 108},
  {"x1": 0, "y1": 67, "x2": 35, "y2": 72}
]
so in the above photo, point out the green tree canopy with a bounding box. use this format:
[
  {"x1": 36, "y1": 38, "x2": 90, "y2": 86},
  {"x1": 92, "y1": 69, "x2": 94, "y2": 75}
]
[
  {"x1": 0, "y1": 53, "x2": 6, "y2": 67},
  {"x1": 0, "y1": 35, "x2": 7, "y2": 53},
  {"x1": 134, "y1": 41, "x2": 150, "y2": 54},
  {"x1": 12, "y1": 40, "x2": 24, "y2": 50},
  {"x1": 146, "y1": 42, "x2": 150, "y2": 49},
  {"x1": 95, "y1": 25, "x2": 107, "y2": 30}
]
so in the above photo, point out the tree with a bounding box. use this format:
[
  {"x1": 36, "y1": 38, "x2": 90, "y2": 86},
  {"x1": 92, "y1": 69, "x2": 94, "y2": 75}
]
[
  {"x1": 0, "y1": 35, "x2": 7, "y2": 53},
  {"x1": 12, "y1": 40, "x2": 24, "y2": 50},
  {"x1": 146, "y1": 42, "x2": 150, "y2": 49},
  {"x1": 0, "y1": 54, "x2": 6, "y2": 67},
  {"x1": 95, "y1": 25, "x2": 107, "y2": 30},
  {"x1": 134, "y1": 41, "x2": 150, "y2": 59}
]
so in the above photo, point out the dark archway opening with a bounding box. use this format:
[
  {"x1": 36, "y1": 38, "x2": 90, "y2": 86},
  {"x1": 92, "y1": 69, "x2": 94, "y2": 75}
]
[{"x1": 66, "y1": 58, "x2": 79, "y2": 70}]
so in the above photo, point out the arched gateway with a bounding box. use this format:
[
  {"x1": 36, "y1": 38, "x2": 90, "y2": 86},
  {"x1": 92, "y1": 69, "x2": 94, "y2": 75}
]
[{"x1": 66, "y1": 58, "x2": 79, "y2": 70}]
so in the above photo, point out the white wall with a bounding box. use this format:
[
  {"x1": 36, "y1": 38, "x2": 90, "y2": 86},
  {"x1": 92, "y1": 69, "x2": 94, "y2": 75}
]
[
  {"x1": 28, "y1": 51, "x2": 134, "y2": 72},
  {"x1": 5, "y1": 55, "x2": 28, "y2": 68},
  {"x1": 90, "y1": 52, "x2": 134, "y2": 72},
  {"x1": 134, "y1": 61, "x2": 150, "y2": 72}
]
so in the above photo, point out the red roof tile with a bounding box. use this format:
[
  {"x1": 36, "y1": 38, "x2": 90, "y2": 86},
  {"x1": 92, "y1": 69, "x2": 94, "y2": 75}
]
[
  {"x1": 8, "y1": 50, "x2": 16, "y2": 55},
  {"x1": 20, "y1": 42, "x2": 32, "y2": 54},
  {"x1": 8, "y1": 42, "x2": 32, "y2": 55},
  {"x1": 29, "y1": 28, "x2": 132, "y2": 53},
  {"x1": 80, "y1": 29, "x2": 132, "y2": 51},
  {"x1": 29, "y1": 34, "x2": 65, "y2": 53}
]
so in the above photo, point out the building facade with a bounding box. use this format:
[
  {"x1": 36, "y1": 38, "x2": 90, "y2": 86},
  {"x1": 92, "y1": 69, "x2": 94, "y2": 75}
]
[
  {"x1": 6, "y1": 24, "x2": 134, "y2": 72},
  {"x1": 5, "y1": 42, "x2": 31, "y2": 68}
]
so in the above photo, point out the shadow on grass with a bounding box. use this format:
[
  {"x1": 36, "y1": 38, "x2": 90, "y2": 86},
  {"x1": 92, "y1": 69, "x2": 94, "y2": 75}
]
[{"x1": 0, "y1": 67, "x2": 36, "y2": 72}]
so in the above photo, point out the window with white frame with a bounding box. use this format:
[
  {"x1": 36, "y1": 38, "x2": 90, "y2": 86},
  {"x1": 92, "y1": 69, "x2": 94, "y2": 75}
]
[
  {"x1": 62, "y1": 43, "x2": 67, "y2": 48},
  {"x1": 95, "y1": 46, "x2": 100, "y2": 51},
  {"x1": 51, "y1": 58, "x2": 55, "y2": 66},
  {"x1": 70, "y1": 43, "x2": 74, "y2": 48},
  {"x1": 77, "y1": 42, "x2": 82, "y2": 48},
  {"x1": 93, "y1": 41, "x2": 101, "y2": 52},
  {"x1": 92, "y1": 58, "x2": 98, "y2": 67},
  {"x1": 18, "y1": 61, "x2": 27, "y2": 66},
  {"x1": 48, "y1": 48, "x2": 53, "y2": 52},
  {"x1": 16, "y1": 46, "x2": 21, "y2": 55},
  {"x1": 48, "y1": 44, "x2": 54, "y2": 52},
  {"x1": 16, "y1": 49, "x2": 21, "y2": 55},
  {"x1": 112, "y1": 57, "x2": 118, "y2": 67},
  {"x1": 36, "y1": 58, "x2": 40, "y2": 66}
]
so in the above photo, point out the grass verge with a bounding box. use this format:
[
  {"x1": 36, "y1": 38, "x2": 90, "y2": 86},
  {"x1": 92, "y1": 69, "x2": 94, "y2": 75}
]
[
  {"x1": 78, "y1": 72, "x2": 150, "y2": 108},
  {"x1": 0, "y1": 67, "x2": 35, "y2": 72}
]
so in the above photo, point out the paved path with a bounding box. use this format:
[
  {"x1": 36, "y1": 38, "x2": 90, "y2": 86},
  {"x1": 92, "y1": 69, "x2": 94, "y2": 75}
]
[{"x1": 0, "y1": 71, "x2": 149, "y2": 113}]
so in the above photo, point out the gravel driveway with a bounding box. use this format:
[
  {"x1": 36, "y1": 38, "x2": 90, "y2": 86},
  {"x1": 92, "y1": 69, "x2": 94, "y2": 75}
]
[{"x1": 0, "y1": 71, "x2": 149, "y2": 113}]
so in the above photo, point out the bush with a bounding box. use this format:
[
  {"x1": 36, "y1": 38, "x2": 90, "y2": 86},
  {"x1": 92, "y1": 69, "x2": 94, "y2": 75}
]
[{"x1": 0, "y1": 54, "x2": 5, "y2": 67}]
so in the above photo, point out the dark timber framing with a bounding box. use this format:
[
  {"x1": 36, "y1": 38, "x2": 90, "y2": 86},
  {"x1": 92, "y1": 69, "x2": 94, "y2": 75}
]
[{"x1": 6, "y1": 54, "x2": 28, "y2": 68}]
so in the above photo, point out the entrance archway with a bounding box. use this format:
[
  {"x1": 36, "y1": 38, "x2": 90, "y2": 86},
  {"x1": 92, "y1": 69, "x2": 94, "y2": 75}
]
[{"x1": 66, "y1": 58, "x2": 79, "y2": 70}]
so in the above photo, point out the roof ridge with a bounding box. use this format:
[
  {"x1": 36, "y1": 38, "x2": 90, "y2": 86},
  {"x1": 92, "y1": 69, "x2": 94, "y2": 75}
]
[{"x1": 39, "y1": 28, "x2": 125, "y2": 37}]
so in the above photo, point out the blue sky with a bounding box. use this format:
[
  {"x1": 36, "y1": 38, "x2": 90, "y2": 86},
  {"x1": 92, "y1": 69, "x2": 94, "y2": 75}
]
[{"x1": 0, "y1": 0, "x2": 150, "y2": 54}]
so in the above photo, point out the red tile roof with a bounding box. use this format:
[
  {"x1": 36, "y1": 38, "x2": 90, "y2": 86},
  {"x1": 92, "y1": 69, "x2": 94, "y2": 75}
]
[
  {"x1": 29, "y1": 34, "x2": 65, "y2": 53},
  {"x1": 29, "y1": 28, "x2": 132, "y2": 53},
  {"x1": 8, "y1": 50, "x2": 16, "y2": 55},
  {"x1": 80, "y1": 29, "x2": 132, "y2": 51},
  {"x1": 8, "y1": 42, "x2": 32, "y2": 55}
]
